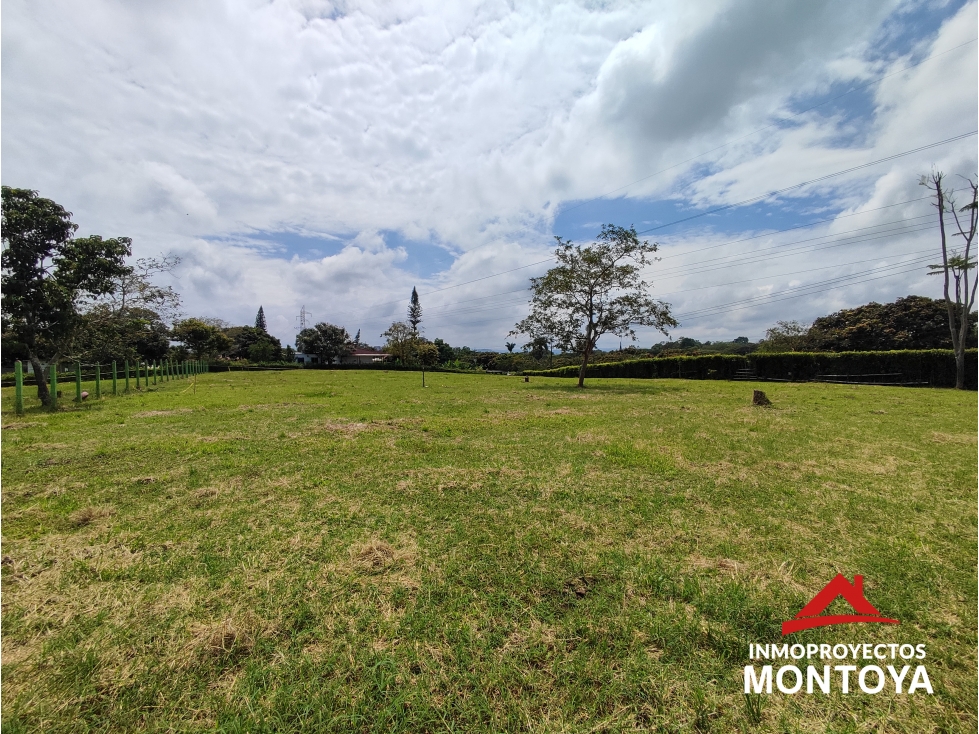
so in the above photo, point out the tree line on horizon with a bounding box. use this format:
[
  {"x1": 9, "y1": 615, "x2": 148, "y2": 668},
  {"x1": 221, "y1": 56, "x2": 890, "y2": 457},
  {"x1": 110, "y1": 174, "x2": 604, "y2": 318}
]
[{"x1": 3, "y1": 176, "x2": 976, "y2": 403}]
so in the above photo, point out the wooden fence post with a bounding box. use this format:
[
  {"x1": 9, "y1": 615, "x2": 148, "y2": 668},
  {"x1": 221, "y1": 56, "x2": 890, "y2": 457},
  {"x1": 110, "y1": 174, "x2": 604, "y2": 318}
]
[
  {"x1": 14, "y1": 360, "x2": 24, "y2": 415},
  {"x1": 112, "y1": 361, "x2": 118, "y2": 395},
  {"x1": 95, "y1": 363, "x2": 102, "y2": 399},
  {"x1": 50, "y1": 364, "x2": 58, "y2": 410}
]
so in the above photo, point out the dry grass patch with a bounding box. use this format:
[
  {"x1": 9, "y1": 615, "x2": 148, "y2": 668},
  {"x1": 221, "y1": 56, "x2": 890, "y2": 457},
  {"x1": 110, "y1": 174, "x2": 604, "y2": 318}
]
[
  {"x1": 2, "y1": 422, "x2": 42, "y2": 430},
  {"x1": 132, "y1": 408, "x2": 192, "y2": 418},
  {"x1": 68, "y1": 505, "x2": 115, "y2": 527},
  {"x1": 188, "y1": 619, "x2": 256, "y2": 661},
  {"x1": 686, "y1": 554, "x2": 745, "y2": 577},
  {"x1": 310, "y1": 419, "x2": 373, "y2": 437},
  {"x1": 931, "y1": 431, "x2": 977, "y2": 444},
  {"x1": 351, "y1": 539, "x2": 399, "y2": 572}
]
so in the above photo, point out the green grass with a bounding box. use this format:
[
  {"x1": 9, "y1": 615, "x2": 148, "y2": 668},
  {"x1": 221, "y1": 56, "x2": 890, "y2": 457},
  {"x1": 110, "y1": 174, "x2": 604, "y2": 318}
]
[{"x1": 1, "y1": 371, "x2": 976, "y2": 732}]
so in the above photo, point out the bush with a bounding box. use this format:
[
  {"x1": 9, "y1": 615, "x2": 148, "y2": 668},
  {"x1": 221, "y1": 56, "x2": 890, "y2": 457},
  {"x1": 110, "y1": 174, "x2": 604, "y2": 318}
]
[{"x1": 523, "y1": 350, "x2": 977, "y2": 389}]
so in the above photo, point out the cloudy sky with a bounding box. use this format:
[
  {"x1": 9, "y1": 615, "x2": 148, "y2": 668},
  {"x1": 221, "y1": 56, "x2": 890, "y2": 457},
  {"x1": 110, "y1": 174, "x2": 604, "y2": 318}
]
[{"x1": 3, "y1": 0, "x2": 977, "y2": 350}]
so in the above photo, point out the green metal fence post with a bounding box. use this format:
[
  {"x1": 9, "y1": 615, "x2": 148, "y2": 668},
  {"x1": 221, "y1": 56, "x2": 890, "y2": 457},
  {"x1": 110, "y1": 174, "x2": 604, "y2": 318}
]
[
  {"x1": 75, "y1": 362, "x2": 82, "y2": 402},
  {"x1": 95, "y1": 363, "x2": 102, "y2": 399},
  {"x1": 125, "y1": 360, "x2": 131, "y2": 392},
  {"x1": 112, "y1": 361, "x2": 118, "y2": 395},
  {"x1": 50, "y1": 364, "x2": 58, "y2": 410},
  {"x1": 14, "y1": 360, "x2": 24, "y2": 415},
  {"x1": 152, "y1": 360, "x2": 157, "y2": 385}
]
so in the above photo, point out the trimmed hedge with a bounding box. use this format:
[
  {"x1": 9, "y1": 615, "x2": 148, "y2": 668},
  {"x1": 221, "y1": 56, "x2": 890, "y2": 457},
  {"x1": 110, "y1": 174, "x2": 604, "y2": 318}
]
[{"x1": 523, "y1": 349, "x2": 977, "y2": 389}]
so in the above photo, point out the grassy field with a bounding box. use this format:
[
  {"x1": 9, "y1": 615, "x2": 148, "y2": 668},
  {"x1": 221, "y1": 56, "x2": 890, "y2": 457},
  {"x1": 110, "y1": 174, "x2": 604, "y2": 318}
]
[{"x1": 1, "y1": 370, "x2": 976, "y2": 733}]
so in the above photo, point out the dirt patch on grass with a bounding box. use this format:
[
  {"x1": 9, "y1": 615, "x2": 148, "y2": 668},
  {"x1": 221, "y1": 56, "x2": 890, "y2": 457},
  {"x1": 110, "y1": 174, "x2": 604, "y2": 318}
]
[
  {"x1": 133, "y1": 409, "x2": 192, "y2": 418},
  {"x1": 69, "y1": 505, "x2": 115, "y2": 527},
  {"x1": 351, "y1": 539, "x2": 400, "y2": 572},
  {"x1": 185, "y1": 618, "x2": 259, "y2": 664},
  {"x1": 2, "y1": 422, "x2": 42, "y2": 430}
]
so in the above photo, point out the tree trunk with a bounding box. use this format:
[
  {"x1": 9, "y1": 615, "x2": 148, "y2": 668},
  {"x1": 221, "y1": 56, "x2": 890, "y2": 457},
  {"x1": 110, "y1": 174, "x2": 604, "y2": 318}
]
[
  {"x1": 29, "y1": 355, "x2": 51, "y2": 405},
  {"x1": 955, "y1": 348, "x2": 965, "y2": 390},
  {"x1": 577, "y1": 348, "x2": 590, "y2": 387}
]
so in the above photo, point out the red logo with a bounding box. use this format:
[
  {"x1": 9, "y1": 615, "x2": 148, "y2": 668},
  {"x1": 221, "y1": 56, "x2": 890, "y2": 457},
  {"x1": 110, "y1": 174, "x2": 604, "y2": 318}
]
[{"x1": 782, "y1": 574, "x2": 899, "y2": 635}]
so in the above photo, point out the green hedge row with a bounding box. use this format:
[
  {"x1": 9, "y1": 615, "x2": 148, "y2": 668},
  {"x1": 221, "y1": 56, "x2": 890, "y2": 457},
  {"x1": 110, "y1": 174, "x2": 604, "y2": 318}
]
[{"x1": 523, "y1": 349, "x2": 977, "y2": 389}]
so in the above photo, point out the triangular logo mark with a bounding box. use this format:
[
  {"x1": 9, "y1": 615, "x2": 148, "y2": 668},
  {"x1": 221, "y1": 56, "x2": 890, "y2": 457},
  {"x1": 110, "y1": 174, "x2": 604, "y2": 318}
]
[{"x1": 782, "y1": 574, "x2": 899, "y2": 635}]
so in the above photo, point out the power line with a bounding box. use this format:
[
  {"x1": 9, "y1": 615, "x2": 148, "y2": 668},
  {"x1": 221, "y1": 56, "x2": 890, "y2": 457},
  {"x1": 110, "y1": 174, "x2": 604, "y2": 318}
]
[
  {"x1": 336, "y1": 40, "x2": 978, "y2": 317},
  {"x1": 635, "y1": 131, "x2": 977, "y2": 235},
  {"x1": 337, "y1": 181, "x2": 962, "y2": 324},
  {"x1": 675, "y1": 259, "x2": 933, "y2": 321},
  {"x1": 423, "y1": 255, "x2": 926, "y2": 324},
  {"x1": 430, "y1": 260, "x2": 931, "y2": 332},
  {"x1": 654, "y1": 248, "x2": 933, "y2": 297},
  {"x1": 423, "y1": 241, "x2": 936, "y2": 326},
  {"x1": 355, "y1": 217, "x2": 938, "y2": 330},
  {"x1": 554, "y1": 38, "x2": 979, "y2": 218},
  {"x1": 653, "y1": 220, "x2": 935, "y2": 279}
]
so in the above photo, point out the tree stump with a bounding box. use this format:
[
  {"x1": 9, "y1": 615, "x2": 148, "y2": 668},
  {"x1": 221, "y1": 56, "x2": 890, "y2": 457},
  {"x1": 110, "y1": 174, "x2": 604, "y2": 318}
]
[
  {"x1": 752, "y1": 390, "x2": 771, "y2": 406},
  {"x1": 524, "y1": 376, "x2": 530, "y2": 382}
]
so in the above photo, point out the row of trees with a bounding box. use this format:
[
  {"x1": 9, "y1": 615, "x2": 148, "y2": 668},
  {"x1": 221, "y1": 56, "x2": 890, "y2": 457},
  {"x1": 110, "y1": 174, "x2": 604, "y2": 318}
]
[
  {"x1": 0, "y1": 186, "x2": 295, "y2": 404},
  {"x1": 759, "y1": 296, "x2": 977, "y2": 354},
  {"x1": 296, "y1": 287, "x2": 442, "y2": 373}
]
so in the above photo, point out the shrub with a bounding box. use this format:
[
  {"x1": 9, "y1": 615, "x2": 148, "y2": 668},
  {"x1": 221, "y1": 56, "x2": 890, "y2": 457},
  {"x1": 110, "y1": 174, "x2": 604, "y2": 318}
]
[{"x1": 523, "y1": 350, "x2": 977, "y2": 389}]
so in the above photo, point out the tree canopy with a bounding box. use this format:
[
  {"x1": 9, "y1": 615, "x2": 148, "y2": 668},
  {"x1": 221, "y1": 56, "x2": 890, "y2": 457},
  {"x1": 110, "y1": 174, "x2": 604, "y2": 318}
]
[
  {"x1": 296, "y1": 322, "x2": 351, "y2": 364},
  {"x1": 807, "y1": 295, "x2": 976, "y2": 352},
  {"x1": 171, "y1": 318, "x2": 232, "y2": 358},
  {"x1": 1, "y1": 186, "x2": 131, "y2": 403},
  {"x1": 511, "y1": 224, "x2": 675, "y2": 386}
]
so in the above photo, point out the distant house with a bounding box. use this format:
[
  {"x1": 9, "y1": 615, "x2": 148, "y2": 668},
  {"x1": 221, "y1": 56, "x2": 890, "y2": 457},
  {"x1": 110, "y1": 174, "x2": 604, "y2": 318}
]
[
  {"x1": 294, "y1": 347, "x2": 390, "y2": 366},
  {"x1": 341, "y1": 347, "x2": 391, "y2": 365}
]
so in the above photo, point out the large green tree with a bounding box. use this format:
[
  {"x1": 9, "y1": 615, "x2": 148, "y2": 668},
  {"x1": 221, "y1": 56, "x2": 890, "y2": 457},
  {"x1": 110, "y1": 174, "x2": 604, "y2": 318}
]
[
  {"x1": 381, "y1": 321, "x2": 417, "y2": 364},
  {"x1": 511, "y1": 224, "x2": 675, "y2": 387},
  {"x1": 1, "y1": 186, "x2": 131, "y2": 404},
  {"x1": 74, "y1": 255, "x2": 182, "y2": 364},
  {"x1": 171, "y1": 318, "x2": 232, "y2": 358},
  {"x1": 296, "y1": 322, "x2": 352, "y2": 364},
  {"x1": 223, "y1": 325, "x2": 281, "y2": 361},
  {"x1": 75, "y1": 306, "x2": 171, "y2": 364},
  {"x1": 806, "y1": 295, "x2": 976, "y2": 352}
]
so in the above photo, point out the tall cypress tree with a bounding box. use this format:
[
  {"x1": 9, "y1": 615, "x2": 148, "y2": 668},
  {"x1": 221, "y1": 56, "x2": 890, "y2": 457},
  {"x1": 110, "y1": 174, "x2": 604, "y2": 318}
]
[
  {"x1": 255, "y1": 306, "x2": 267, "y2": 331},
  {"x1": 407, "y1": 288, "x2": 422, "y2": 333}
]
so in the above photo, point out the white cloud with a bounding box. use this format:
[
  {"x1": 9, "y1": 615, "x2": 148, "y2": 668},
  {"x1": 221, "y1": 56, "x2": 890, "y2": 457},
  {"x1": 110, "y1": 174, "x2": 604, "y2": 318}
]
[{"x1": 2, "y1": 0, "x2": 975, "y2": 347}]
